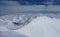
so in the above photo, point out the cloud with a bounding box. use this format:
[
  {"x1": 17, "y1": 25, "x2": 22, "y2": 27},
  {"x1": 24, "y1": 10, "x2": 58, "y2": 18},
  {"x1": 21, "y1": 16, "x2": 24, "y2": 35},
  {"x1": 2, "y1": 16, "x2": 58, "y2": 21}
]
[
  {"x1": 47, "y1": 5, "x2": 60, "y2": 11},
  {"x1": 0, "y1": 1, "x2": 20, "y2": 6},
  {"x1": 0, "y1": 1, "x2": 45, "y2": 12},
  {"x1": 0, "y1": 1, "x2": 60, "y2": 16}
]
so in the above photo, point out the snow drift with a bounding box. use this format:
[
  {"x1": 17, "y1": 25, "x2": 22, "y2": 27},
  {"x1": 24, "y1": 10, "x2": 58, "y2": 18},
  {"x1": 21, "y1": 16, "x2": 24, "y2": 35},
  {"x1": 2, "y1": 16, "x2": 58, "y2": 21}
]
[
  {"x1": 0, "y1": 27, "x2": 28, "y2": 37},
  {"x1": 15, "y1": 16, "x2": 60, "y2": 37}
]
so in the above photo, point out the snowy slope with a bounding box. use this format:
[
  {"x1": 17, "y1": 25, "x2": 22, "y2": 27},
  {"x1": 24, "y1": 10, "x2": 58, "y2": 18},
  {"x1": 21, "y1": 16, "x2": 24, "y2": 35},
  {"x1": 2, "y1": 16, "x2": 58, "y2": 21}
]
[
  {"x1": 0, "y1": 14, "x2": 60, "y2": 30},
  {"x1": 0, "y1": 14, "x2": 37, "y2": 30},
  {"x1": 0, "y1": 27, "x2": 28, "y2": 37},
  {"x1": 0, "y1": 14, "x2": 60, "y2": 37},
  {"x1": 15, "y1": 16, "x2": 60, "y2": 37}
]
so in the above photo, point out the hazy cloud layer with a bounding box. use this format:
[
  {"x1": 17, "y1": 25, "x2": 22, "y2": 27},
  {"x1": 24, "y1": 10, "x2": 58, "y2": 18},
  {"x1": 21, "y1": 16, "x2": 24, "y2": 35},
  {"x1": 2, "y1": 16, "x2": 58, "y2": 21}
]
[
  {"x1": 0, "y1": 1, "x2": 60, "y2": 13},
  {"x1": 0, "y1": 1, "x2": 60, "y2": 18}
]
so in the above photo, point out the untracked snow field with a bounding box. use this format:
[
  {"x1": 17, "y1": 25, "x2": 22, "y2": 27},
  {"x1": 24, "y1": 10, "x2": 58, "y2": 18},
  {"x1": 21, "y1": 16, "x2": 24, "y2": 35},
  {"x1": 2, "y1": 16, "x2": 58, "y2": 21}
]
[
  {"x1": 15, "y1": 16, "x2": 60, "y2": 37},
  {"x1": 0, "y1": 15, "x2": 60, "y2": 37}
]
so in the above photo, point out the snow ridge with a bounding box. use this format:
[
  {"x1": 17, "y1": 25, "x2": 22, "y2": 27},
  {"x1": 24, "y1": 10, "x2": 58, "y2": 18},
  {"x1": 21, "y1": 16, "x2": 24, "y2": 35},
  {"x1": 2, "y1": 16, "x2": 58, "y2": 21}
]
[{"x1": 15, "y1": 16, "x2": 60, "y2": 37}]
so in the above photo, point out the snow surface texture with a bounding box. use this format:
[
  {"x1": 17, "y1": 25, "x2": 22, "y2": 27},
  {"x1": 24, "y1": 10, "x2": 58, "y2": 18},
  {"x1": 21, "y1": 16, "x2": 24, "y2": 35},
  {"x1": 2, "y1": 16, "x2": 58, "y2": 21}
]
[
  {"x1": 0, "y1": 27, "x2": 28, "y2": 37},
  {"x1": 0, "y1": 14, "x2": 37, "y2": 30},
  {"x1": 15, "y1": 16, "x2": 60, "y2": 37},
  {"x1": 0, "y1": 14, "x2": 60, "y2": 37}
]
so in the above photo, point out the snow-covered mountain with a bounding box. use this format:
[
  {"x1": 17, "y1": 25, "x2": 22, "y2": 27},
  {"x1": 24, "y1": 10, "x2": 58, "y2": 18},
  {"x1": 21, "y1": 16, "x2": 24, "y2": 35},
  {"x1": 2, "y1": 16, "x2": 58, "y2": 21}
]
[
  {"x1": 0, "y1": 14, "x2": 60, "y2": 37},
  {"x1": 15, "y1": 16, "x2": 60, "y2": 37},
  {"x1": 0, "y1": 14, "x2": 38, "y2": 30},
  {"x1": 0, "y1": 14, "x2": 60, "y2": 30}
]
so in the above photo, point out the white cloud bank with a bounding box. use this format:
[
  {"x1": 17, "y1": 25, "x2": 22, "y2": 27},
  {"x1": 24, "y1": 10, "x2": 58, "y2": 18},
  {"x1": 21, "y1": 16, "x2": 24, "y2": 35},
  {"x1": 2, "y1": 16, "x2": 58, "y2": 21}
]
[{"x1": 0, "y1": 1, "x2": 60, "y2": 13}]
